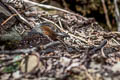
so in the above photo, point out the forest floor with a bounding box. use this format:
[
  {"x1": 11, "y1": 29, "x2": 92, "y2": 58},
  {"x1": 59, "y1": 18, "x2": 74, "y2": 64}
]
[{"x1": 0, "y1": 1, "x2": 120, "y2": 80}]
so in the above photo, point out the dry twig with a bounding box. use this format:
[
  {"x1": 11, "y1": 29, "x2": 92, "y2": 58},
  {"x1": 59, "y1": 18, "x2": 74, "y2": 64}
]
[
  {"x1": 8, "y1": 5, "x2": 33, "y2": 29},
  {"x1": 23, "y1": 0, "x2": 88, "y2": 20},
  {"x1": 1, "y1": 14, "x2": 17, "y2": 26}
]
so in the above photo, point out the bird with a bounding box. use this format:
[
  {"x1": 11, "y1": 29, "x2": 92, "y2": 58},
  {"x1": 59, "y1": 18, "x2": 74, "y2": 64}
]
[
  {"x1": 29, "y1": 24, "x2": 69, "y2": 41},
  {"x1": 40, "y1": 25, "x2": 58, "y2": 41}
]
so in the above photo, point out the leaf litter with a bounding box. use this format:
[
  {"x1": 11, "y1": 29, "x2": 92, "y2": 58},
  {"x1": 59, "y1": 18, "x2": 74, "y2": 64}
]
[{"x1": 0, "y1": 1, "x2": 120, "y2": 80}]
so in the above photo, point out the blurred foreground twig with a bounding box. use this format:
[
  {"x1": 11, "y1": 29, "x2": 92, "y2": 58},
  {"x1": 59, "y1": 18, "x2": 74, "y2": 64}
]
[
  {"x1": 101, "y1": 0, "x2": 112, "y2": 30},
  {"x1": 114, "y1": 0, "x2": 120, "y2": 31}
]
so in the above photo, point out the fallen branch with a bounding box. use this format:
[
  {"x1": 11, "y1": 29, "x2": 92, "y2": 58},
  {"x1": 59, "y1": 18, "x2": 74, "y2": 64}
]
[
  {"x1": 0, "y1": 41, "x2": 60, "y2": 54},
  {"x1": 23, "y1": 0, "x2": 88, "y2": 20},
  {"x1": 90, "y1": 39, "x2": 107, "y2": 54}
]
